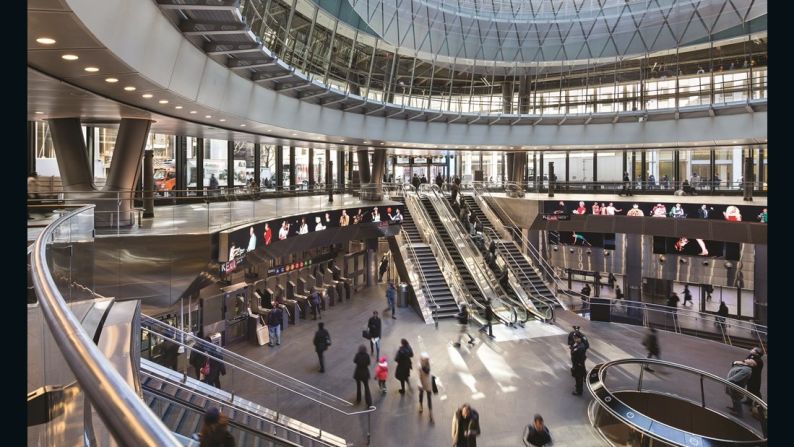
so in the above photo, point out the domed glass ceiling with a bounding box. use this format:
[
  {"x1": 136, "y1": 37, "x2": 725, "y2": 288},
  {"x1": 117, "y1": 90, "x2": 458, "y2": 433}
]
[{"x1": 346, "y1": 0, "x2": 766, "y2": 62}]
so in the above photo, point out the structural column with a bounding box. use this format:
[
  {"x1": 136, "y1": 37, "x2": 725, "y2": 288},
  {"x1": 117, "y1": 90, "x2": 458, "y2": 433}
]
[
  {"x1": 308, "y1": 147, "x2": 315, "y2": 187},
  {"x1": 518, "y1": 76, "x2": 530, "y2": 114},
  {"x1": 275, "y1": 145, "x2": 284, "y2": 189},
  {"x1": 502, "y1": 82, "x2": 514, "y2": 113},
  {"x1": 253, "y1": 143, "x2": 261, "y2": 189},
  {"x1": 505, "y1": 152, "x2": 527, "y2": 197},
  {"x1": 195, "y1": 138, "x2": 204, "y2": 195},
  {"x1": 337, "y1": 150, "x2": 345, "y2": 190},
  {"x1": 227, "y1": 141, "x2": 235, "y2": 191},
  {"x1": 143, "y1": 150, "x2": 154, "y2": 218},
  {"x1": 27, "y1": 121, "x2": 36, "y2": 175},
  {"x1": 624, "y1": 234, "x2": 644, "y2": 321},
  {"x1": 175, "y1": 136, "x2": 187, "y2": 195},
  {"x1": 289, "y1": 146, "x2": 296, "y2": 188},
  {"x1": 47, "y1": 118, "x2": 94, "y2": 191}
]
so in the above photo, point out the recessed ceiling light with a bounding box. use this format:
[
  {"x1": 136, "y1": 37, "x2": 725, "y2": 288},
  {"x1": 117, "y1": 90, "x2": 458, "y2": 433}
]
[
  {"x1": 84, "y1": 66, "x2": 99, "y2": 72},
  {"x1": 240, "y1": 124, "x2": 246, "y2": 127},
  {"x1": 34, "y1": 111, "x2": 44, "y2": 114},
  {"x1": 36, "y1": 37, "x2": 56, "y2": 45},
  {"x1": 142, "y1": 93, "x2": 153, "y2": 98},
  {"x1": 340, "y1": 139, "x2": 345, "y2": 142},
  {"x1": 205, "y1": 115, "x2": 212, "y2": 118},
  {"x1": 105, "y1": 77, "x2": 118, "y2": 83},
  {"x1": 61, "y1": 54, "x2": 78, "y2": 61},
  {"x1": 364, "y1": 141, "x2": 370, "y2": 144},
  {"x1": 158, "y1": 100, "x2": 169, "y2": 104},
  {"x1": 219, "y1": 118, "x2": 226, "y2": 122},
  {"x1": 123, "y1": 86, "x2": 136, "y2": 91},
  {"x1": 174, "y1": 105, "x2": 183, "y2": 110},
  {"x1": 190, "y1": 110, "x2": 197, "y2": 114},
  {"x1": 292, "y1": 133, "x2": 297, "y2": 136},
  {"x1": 380, "y1": 142, "x2": 385, "y2": 145}
]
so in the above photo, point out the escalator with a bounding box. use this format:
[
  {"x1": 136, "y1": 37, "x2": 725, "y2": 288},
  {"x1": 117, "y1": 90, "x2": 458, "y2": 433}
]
[
  {"x1": 141, "y1": 360, "x2": 346, "y2": 447},
  {"x1": 394, "y1": 197, "x2": 460, "y2": 319},
  {"x1": 417, "y1": 192, "x2": 522, "y2": 325}
]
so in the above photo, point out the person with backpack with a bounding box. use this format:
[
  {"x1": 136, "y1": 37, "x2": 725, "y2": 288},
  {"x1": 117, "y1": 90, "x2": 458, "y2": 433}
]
[
  {"x1": 523, "y1": 414, "x2": 552, "y2": 446},
  {"x1": 267, "y1": 305, "x2": 284, "y2": 347},
  {"x1": 313, "y1": 322, "x2": 331, "y2": 373}
]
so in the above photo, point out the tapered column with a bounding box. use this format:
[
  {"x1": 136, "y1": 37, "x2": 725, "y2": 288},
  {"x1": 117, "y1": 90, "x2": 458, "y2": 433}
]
[
  {"x1": 143, "y1": 150, "x2": 154, "y2": 218},
  {"x1": 47, "y1": 118, "x2": 94, "y2": 191},
  {"x1": 359, "y1": 148, "x2": 387, "y2": 201}
]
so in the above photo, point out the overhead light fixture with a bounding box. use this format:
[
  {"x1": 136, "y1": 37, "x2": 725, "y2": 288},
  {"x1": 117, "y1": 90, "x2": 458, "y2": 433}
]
[
  {"x1": 61, "y1": 54, "x2": 78, "y2": 61},
  {"x1": 205, "y1": 115, "x2": 212, "y2": 118},
  {"x1": 34, "y1": 111, "x2": 44, "y2": 115},
  {"x1": 104, "y1": 77, "x2": 118, "y2": 83},
  {"x1": 292, "y1": 133, "x2": 297, "y2": 136},
  {"x1": 84, "y1": 66, "x2": 99, "y2": 72},
  {"x1": 36, "y1": 37, "x2": 56, "y2": 45},
  {"x1": 142, "y1": 93, "x2": 153, "y2": 98},
  {"x1": 123, "y1": 86, "x2": 136, "y2": 91},
  {"x1": 158, "y1": 100, "x2": 169, "y2": 104},
  {"x1": 364, "y1": 141, "x2": 370, "y2": 144},
  {"x1": 240, "y1": 124, "x2": 246, "y2": 127},
  {"x1": 380, "y1": 142, "x2": 385, "y2": 145},
  {"x1": 219, "y1": 118, "x2": 226, "y2": 122},
  {"x1": 189, "y1": 110, "x2": 197, "y2": 114},
  {"x1": 340, "y1": 139, "x2": 345, "y2": 142},
  {"x1": 174, "y1": 106, "x2": 183, "y2": 110}
]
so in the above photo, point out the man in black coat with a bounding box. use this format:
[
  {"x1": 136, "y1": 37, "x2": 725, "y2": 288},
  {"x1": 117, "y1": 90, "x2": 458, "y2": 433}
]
[
  {"x1": 313, "y1": 323, "x2": 331, "y2": 373},
  {"x1": 642, "y1": 327, "x2": 660, "y2": 372},
  {"x1": 452, "y1": 403, "x2": 481, "y2": 447},
  {"x1": 367, "y1": 311, "x2": 382, "y2": 358},
  {"x1": 570, "y1": 335, "x2": 588, "y2": 396},
  {"x1": 479, "y1": 299, "x2": 494, "y2": 338},
  {"x1": 353, "y1": 345, "x2": 372, "y2": 406},
  {"x1": 744, "y1": 347, "x2": 764, "y2": 402},
  {"x1": 204, "y1": 345, "x2": 227, "y2": 389},
  {"x1": 189, "y1": 341, "x2": 207, "y2": 380},
  {"x1": 567, "y1": 325, "x2": 589, "y2": 350}
]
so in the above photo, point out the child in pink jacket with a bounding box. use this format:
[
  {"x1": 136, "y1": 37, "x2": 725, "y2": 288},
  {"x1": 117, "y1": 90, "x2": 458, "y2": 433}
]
[{"x1": 375, "y1": 356, "x2": 388, "y2": 393}]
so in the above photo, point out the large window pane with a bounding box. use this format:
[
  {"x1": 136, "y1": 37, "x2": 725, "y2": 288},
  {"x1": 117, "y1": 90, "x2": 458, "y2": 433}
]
[
  {"x1": 204, "y1": 139, "x2": 227, "y2": 186},
  {"x1": 596, "y1": 151, "x2": 622, "y2": 182},
  {"x1": 260, "y1": 145, "x2": 276, "y2": 188},
  {"x1": 295, "y1": 147, "x2": 309, "y2": 188},
  {"x1": 569, "y1": 151, "x2": 594, "y2": 183}
]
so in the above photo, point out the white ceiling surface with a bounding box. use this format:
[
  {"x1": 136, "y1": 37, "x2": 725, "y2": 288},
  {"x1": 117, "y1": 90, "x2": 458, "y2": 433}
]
[
  {"x1": 27, "y1": 0, "x2": 767, "y2": 151},
  {"x1": 348, "y1": 0, "x2": 766, "y2": 63}
]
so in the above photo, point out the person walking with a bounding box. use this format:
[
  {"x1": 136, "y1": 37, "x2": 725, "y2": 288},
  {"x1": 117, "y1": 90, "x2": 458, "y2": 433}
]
[
  {"x1": 417, "y1": 353, "x2": 435, "y2": 422},
  {"x1": 394, "y1": 338, "x2": 414, "y2": 394},
  {"x1": 267, "y1": 304, "x2": 284, "y2": 346},
  {"x1": 454, "y1": 305, "x2": 475, "y2": 347},
  {"x1": 385, "y1": 281, "x2": 397, "y2": 319},
  {"x1": 313, "y1": 322, "x2": 331, "y2": 373},
  {"x1": 198, "y1": 407, "x2": 235, "y2": 447},
  {"x1": 375, "y1": 356, "x2": 388, "y2": 393},
  {"x1": 451, "y1": 403, "x2": 481, "y2": 447},
  {"x1": 479, "y1": 299, "x2": 494, "y2": 338},
  {"x1": 310, "y1": 289, "x2": 322, "y2": 320},
  {"x1": 353, "y1": 345, "x2": 373, "y2": 407},
  {"x1": 523, "y1": 414, "x2": 552, "y2": 447},
  {"x1": 621, "y1": 171, "x2": 633, "y2": 196},
  {"x1": 378, "y1": 255, "x2": 389, "y2": 282},
  {"x1": 683, "y1": 285, "x2": 693, "y2": 306},
  {"x1": 704, "y1": 284, "x2": 714, "y2": 301},
  {"x1": 642, "y1": 327, "x2": 660, "y2": 371},
  {"x1": 570, "y1": 334, "x2": 588, "y2": 396},
  {"x1": 367, "y1": 311, "x2": 382, "y2": 359}
]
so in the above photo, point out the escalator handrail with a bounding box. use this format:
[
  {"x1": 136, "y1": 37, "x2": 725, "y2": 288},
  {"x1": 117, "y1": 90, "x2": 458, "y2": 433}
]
[
  {"x1": 141, "y1": 316, "x2": 376, "y2": 417},
  {"x1": 140, "y1": 366, "x2": 330, "y2": 447},
  {"x1": 588, "y1": 358, "x2": 767, "y2": 446},
  {"x1": 402, "y1": 188, "x2": 476, "y2": 313},
  {"x1": 482, "y1": 227, "x2": 558, "y2": 320},
  {"x1": 421, "y1": 184, "x2": 518, "y2": 326},
  {"x1": 30, "y1": 205, "x2": 182, "y2": 446}
]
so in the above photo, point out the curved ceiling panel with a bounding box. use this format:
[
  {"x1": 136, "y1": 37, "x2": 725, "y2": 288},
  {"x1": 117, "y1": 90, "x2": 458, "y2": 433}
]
[{"x1": 347, "y1": 0, "x2": 766, "y2": 62}]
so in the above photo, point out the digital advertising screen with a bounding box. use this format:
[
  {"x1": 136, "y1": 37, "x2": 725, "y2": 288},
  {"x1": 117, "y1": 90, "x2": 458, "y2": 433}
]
[
  {"x1": 219, "y1": 205, "x2": 404, "y2": 273},
  {"x1": 652, "y1": 237, "x2": 741, "y2": 260},
  {"x1": 543, "y1": 200, "x2": 767, "y2": 222}
]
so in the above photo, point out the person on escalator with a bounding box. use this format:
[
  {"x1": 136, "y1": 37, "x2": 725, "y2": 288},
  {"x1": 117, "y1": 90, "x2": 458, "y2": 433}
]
[
  {"x1": 498, "y1": 268, "x2": 510, "y2": 290},
  {"x1": 198, "y1": 407, "x2": 235, "y2": 447}
]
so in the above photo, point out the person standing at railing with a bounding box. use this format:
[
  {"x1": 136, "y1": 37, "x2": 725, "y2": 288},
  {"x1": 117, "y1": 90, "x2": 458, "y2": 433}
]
[
  {"x1": 648, "y1": 173, "x2": 656, "y2": 190},
  {"x1": 209, "y1": 173, "x2": 219, "y2": 196},
  {"x1": 725, "y1": 359, "x2": 755, "y2": 416},
  {"x1": 744, "y1": 347, "x2": 764, "y2": 403},
  {"x1": 715, "y1": 301, "x2": 729, "y2": 329},
  {"x1": 203, "y1": 345, "x2": 227, "y2": 390},
  {"x1": 620, "y1": 172, "x2": 633, "y2": 196},
  {"x1": 189, "y1": 339, "x2": 207, "y2": 380},
  {"x1": 642, "y1": 328, "x2": 660, "y2": 372}
]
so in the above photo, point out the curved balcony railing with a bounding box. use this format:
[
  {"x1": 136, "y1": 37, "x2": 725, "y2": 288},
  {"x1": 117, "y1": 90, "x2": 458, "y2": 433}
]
[
  {"x1": 29, "y1": 204, "x2": 181, "y2": 446},
  {"x1": 197, "y1": 1, "x2": 768, "y2": 118},
  {"x1": 587, "y1": 358, "x2": 767, "y2": 446}
]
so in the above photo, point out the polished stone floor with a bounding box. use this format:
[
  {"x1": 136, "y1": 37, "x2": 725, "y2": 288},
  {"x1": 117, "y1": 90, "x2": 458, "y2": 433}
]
[{"x1": 225, "y1": 284, "x2": 767, "y2": 447}]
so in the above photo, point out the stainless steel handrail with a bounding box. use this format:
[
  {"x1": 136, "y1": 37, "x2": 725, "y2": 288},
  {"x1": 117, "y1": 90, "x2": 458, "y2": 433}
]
[
  {"x1": 30, "y1": 205, "x2": 181, "y2": 446},
  {"x1": 588, "y1": 358, "x2": 767, "y2": 445},
  {"x1": 421, "y1": 184, "x2": 519, "y2": 325}
]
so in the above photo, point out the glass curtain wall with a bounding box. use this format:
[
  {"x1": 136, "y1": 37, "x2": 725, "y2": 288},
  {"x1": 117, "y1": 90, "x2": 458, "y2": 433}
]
[
  {"x1": 569, "y1": 151, "x2": 594, "y2": 183},
  {"x1": 295, "y1": 147, "x2": 309, "y2": 188},
  {"x1": 596, "y1": 151, "x2": 622, "y2": 182},
  {"x1": 204, "y1": 139, "x2": 228, "y2": 187},
  {"x1": 260, "y1": 145, "x2": 276, "y2": 188},
  {"x1": 186, "y1": 137, "x2": 198, "y2": 188},
  {"x1": 233, "y1": 142, "x2": 255, "y2": 186}
]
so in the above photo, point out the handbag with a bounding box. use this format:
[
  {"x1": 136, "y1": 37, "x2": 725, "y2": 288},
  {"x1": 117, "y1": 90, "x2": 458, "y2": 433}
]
[
  {"x1": 431, "y1": 375, "x2": 439, "y2": 394},
  {"x1": 362, "y1": 329, "x2": 370, "y2": 339},
  {"x1": 200, "y1": 359, "x2": 210, "y2": 378}
]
